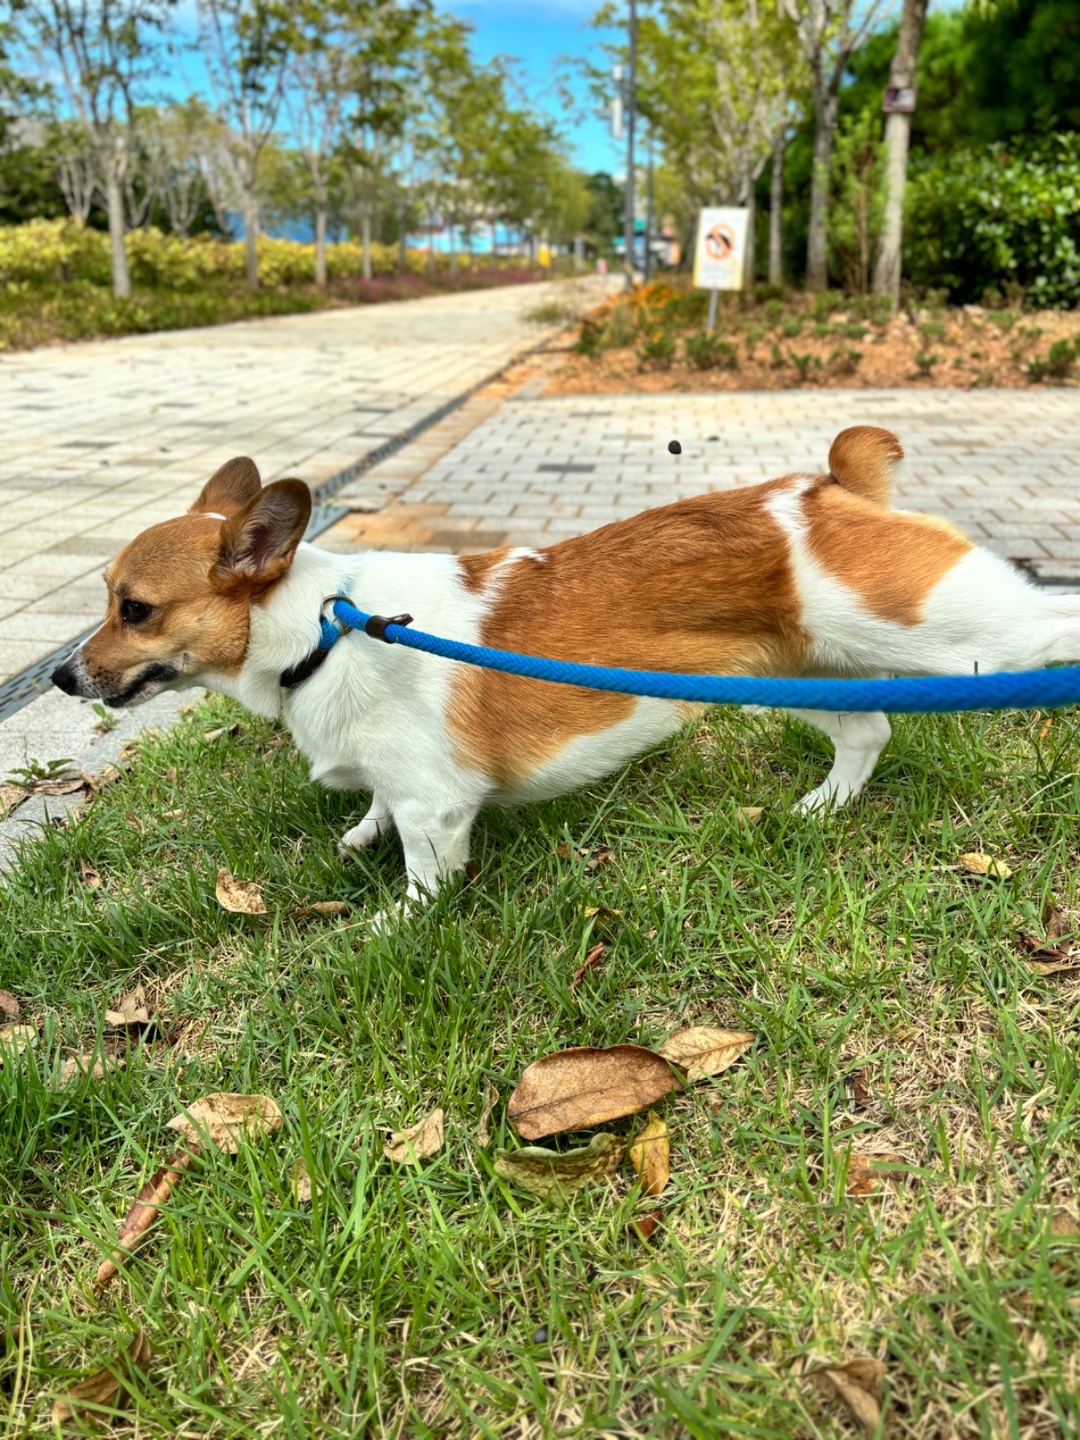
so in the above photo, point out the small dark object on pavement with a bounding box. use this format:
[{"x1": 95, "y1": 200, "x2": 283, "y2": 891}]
[{"x1": 668, "y1": 439, "x2": 682, "y2": 455}]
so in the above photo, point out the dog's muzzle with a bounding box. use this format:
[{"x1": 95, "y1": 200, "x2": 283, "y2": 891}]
[
  {"x1": 50, "y1": 656, "x2": 82, "y2": 696},
  {"x1": 51, "y1": 654, "x2": 179, "y2": 708}
]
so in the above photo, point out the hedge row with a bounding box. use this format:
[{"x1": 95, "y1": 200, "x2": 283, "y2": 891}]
[{"x1": 0, "y1": 222, "x2": 484, "y2": 289}]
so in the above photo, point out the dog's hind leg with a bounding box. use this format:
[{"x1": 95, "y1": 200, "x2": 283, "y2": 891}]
[
  {"x1": 786, "y1": 708, "x2": 892, "y2": 814},
  {"x1": 394, "y1": 800, "x2": 481, "y2": 904}
]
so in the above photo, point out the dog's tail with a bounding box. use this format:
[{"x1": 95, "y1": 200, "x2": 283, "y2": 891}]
[{"x1": 828, "y1": 426, "x2": 903, "y2": 506}]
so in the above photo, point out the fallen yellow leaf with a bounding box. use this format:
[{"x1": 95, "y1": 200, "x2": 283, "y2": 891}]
[
  {"x1": 215, "y1": 868, "x2": 267, "y2": 913},
  {"x1": 629, "y1": 1112, "x2": 670, "y2": 1197}
]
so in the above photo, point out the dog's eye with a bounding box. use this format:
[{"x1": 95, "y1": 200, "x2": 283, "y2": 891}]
[{"x1": 120, "y1": 599, "x2": 152, "y2": 625}]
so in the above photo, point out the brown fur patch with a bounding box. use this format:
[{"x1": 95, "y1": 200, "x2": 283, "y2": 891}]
[
  {"x1": 804, "y1": 479, "x2": 972, "y2": 627},
  {"x1": 449, "y1": 483, "x2": 809, "y2": 789},
  {"x1": 80, "y1": 515, "x2": 252, "y2": 693},
  {"x1": 828, "y1": 426, "x2": 904, "y2": 506},
  {"x1": 459, "y1": 549, "x2": 511, "y2": 593}
]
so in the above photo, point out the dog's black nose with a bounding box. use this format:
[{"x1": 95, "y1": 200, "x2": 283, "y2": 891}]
[{"x1": 51, "y1": 658, "x2": 80, "y2": 695}]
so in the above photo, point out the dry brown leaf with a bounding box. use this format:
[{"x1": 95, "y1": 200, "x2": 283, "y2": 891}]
[
  {"x1": 507, "y1": 1045, "x2": 682, "y2": 1141},
  {"x1": 0, "y1": 781, "x2": 27, "y2": 818},
  {"x1": 844, "y1": 1069, "x2": 870, "y2": 1111},
  {"x1": 959, "y1": 851, "x2": 1012, "y2": 880},
  {"x1": 629, "y1": 1112, "x2": 670, "y2": 1197},
  {"x1": 477, "y1": 1083, "x2": 499, "y2": 1147},
  {"x1": 494, "y1": 1132, "x2": 624, "y2": 1207},
  {"x1": 1018, "y1": 934, "x2": 1080, "y2": 976},
  {"x1": 95, "y1": 1152, "x2": 197, "y2": 1289},
  {"x1": 307, "y1": 900, "x2": 349, "y2": 916},
  {"x1": 35, "y1": 773, "x2": 86, "y2": 797},
  {"x1": 555, "y1": 840, "x2": 573, "y2": 860},
  {"x1": 808, "y1": 1357, "x2": 887, "y2": 1434},
  {"x1": 0, "y1": 989, "x2": 20, "y2": 1022},
  {"x1": 166, "y1": 1092, "x2": 282, "y2": 1154},
  {"x1": 105, "y1": 984, "x2": 152, "y2": 1029},
  {"x1": 657, "y1": 1026, "x2": 754, "y2": 1082},
  {"x1": 582, "y1": 905, "x2": 621, "y2": 921},
  {"x1": 384, "y1": 1107, "x2": 445, "y2": 1164},
  {"x1": 79, "y1": 859, "x2": 101, "y2": 890},
  {"x1": 215, "y1": 868, "x2": 266, "y2": 914},
  {"x1": 0, "y1": 1023, "x2": 36, "y2": 1062},
  {"x1": 1050, "y1": 1209, "x2": 1080, "y2": 1237},
  {"x1": 57, "y1": 1051, "x2": 123, "y2": 1086},
  {"x1": 570, "y1": 942, "x2": 606, "y2": 991},
  {"x1": 846, "y1": 1151, "x2": 907, "y2": 1196},
  {"x1": 627, "y1": 1209, "x2": 661, "y2": 1241},
  {"x1": 738, "y1": 805, "x2": 764, "y2": 824},
  {"x1": 291, "y1": 1158, "x2": 316, "y2": 1203},
  {"x1": 52, "y1": 1329, "x2": 152, "y2": 1425},
  {"x1": 1028, "y1": 954, "x2": 1080, "y2": 977},
  {"x1": 584, "y1": 846, "x2": 614, "y2": 872},
  {"x1": 1043, "y1": 900, "x2": 1067, "y2": 942}
]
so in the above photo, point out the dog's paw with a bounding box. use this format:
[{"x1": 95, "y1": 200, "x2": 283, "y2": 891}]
[
  {"x1": 338, "y1": 816, "x2": 386, "y2": 860},
  {"x1": 792, "y1": 784, "x2": 836, "y2": 816},
  {"x1": 367, "y1": 900, "x2": 411, "y2": 935}
]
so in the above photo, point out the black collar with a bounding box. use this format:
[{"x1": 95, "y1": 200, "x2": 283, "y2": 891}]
[
  {"x1": 280, "y1": 645, "x2": 332, "y2": 690},
  {"x1": 279, "y1": 593, "x2": 353, "y2": 691}
]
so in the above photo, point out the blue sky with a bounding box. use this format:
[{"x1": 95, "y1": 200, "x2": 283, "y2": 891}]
[{"x1": 443, "y1": 0, "x2": 623, "y2": 174}]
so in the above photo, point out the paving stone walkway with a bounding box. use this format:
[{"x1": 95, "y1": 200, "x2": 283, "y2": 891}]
[
  {"x1": 0, "y1": 278, "x2": 602, "y2": 684},
  {"x1": 323, "y1": 387, "x2": 1080, "y2": 583}
]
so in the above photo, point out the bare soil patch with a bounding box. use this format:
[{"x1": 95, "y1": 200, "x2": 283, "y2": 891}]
[{"x1": 545, "y1": 281, "x2": 1080, "y2": 396}]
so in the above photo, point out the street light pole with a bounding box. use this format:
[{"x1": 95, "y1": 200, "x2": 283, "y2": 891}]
[{"x1": 623, "y1": 0, "x2": 637, "y2": 290}]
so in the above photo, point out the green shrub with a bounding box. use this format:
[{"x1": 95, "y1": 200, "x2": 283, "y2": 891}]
[
  {"x1": 684, "y1": 331, "x2": 738, "y2": 370},
  {"x1": 1030, "y1": 337, "x2": 1078, "y2": 382},
  {"x1": 904, "y1": 134, "x2": 1080, "y2": 307},
  {"x1": 638, "y1": 328, "x2": 677, "y2": 368}
]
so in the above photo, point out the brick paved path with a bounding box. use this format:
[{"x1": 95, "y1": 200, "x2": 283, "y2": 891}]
[
  {"x1": 324, "y1": 387, "x2": 1080, "y2": 583},
  {"x1": 0, "y1": 279, "x2": 602, "y2": 683}
]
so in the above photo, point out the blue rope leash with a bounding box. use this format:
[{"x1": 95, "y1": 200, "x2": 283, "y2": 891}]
[{"x1": 330, "y1": 598, "x2": 1080, "y2": 715}]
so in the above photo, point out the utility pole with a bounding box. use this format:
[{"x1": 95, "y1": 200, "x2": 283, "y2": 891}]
[
  {"x1": 644, "y1": 127, "x2": 654, "y2": 283},
  {"x1": 623, "y1": 0, "x2": 637, "y2": 290}
]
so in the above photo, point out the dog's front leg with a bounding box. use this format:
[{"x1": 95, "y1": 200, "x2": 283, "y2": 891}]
[
  {"x1": 786, "y1": 708, "x2": 892, "y2": 813},
  {"x1": 339, "y1": 799, "x2": 395, "y2": 857}
]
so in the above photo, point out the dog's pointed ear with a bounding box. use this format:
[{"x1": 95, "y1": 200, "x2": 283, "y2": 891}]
[
  {"x1": 191, "y1": 457, "x2": 263, "y2": 517},
  {"x1": 214, "y1": 479, "x2": 311, "y2": 588}
]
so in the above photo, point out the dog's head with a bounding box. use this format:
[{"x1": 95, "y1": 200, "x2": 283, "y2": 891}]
[{"x1": 52, "y1": 458, "x2": 311, "y2": 707}]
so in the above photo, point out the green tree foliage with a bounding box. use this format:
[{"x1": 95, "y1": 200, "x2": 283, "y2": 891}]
[{"x1": 904, "y1": 133, "x2": 1080, "y2": 306}]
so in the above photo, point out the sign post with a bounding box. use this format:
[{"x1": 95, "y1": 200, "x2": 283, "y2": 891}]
[{"x1": 693, "y1": 207, "x2": 751, "y2": 331}]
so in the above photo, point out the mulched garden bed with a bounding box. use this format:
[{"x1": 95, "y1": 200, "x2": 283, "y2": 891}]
[{"x1": 546, "y1": 281, "x2": 1080, "y2": 395}]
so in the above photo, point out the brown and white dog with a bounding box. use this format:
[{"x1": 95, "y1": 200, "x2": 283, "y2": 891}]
[{"x1": 52, "y1": 427, "x2": 1079, "y2": 916}]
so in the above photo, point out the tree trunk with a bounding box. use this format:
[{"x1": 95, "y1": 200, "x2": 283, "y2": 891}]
[
  {"x1": 362, "y1": 210, "x2": 372, "y2": 280},
  {"x1": 768, "y1": 129, "x2": 787, "y2": 288},
  {"x1": 741, "y1": 178, "x2": 756, "y2": 296},
  {"x1": 398, "y1": 200, "x2": 407, "y2": 274},
  {"x1": 241, "y1": 180, "x2": 260, "y2": 291},
  {"x1": 872, "y1": 0, "x2": 929, "y2": 307},
  {"x1": 427, "y1": 225, "x2": 434, "y2": 274},
  {"x1": 805, "y1": 77, "x2": 838, "y2": 292},
  {"x1": 314, "y1": 198, "x2": 328, "y2": 289},
  {"x1": 104, "y1": 161, "x2": 131, "y2": 300},
  {"x1": 490, "y1": 219, "x2": 498, "y2": 267}
]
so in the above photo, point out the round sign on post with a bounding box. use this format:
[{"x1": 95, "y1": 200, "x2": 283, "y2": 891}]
[{"x1": 693, "y1": 207, "x2": 750, "y2": 292}]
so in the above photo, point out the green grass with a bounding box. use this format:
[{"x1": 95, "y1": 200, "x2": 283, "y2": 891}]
[{"x1": 3, "y1": 695, "x2": 1080, "y2": 1436}]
